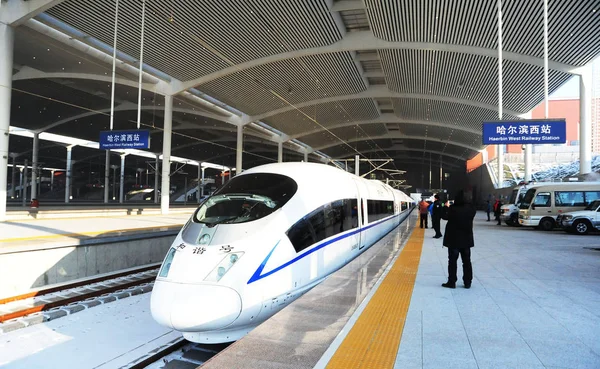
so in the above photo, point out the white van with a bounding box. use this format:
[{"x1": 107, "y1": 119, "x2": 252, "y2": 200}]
[
  {"x1": 518, "y1": 182, "x2": 600, "y2": 231},
  {"x1": 500, "y1": 183, "x2": 532, "y2": 226}
]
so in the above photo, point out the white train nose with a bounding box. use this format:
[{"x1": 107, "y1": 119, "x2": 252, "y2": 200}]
[{"x1": 151, "y1": 280, "x2": 242, "y2": 331}]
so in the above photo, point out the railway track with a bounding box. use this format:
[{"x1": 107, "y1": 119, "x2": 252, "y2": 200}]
[
  {"x1": 0, "y1": 263, "x2": 161, "y2": 333},
  {"x1": 125, "y1": 338, "x2": 230, "y2": 369}
]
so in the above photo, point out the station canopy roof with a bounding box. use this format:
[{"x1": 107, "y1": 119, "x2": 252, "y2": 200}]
[{"x1": 4, "y1": 0, "x2": 600, "y2": 181}]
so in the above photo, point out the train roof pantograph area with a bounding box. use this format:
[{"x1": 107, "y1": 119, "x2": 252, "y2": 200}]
[{"x1": 2, "y1": 0, "x2": 600, "y2": 185}]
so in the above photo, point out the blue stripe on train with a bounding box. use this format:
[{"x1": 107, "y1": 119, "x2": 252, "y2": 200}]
[{"x1": 247, "y1": 212, "x2": 406, "y2": 284}]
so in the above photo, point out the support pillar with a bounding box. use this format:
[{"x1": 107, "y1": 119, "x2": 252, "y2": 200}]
[
  {"x1": 50, "y1": 170, "x2": 55, "y2": 192},
  {"x1": 119, "y1": 154, "x2": 126, "y2": 203},
  {"x1": 278, "y1": 141, "x2": 283, "y2": 163},
  {"x1": 154, "y1": 153, "x2": 159, "y2": 204},
  {"x1": 65, "y1": 146, "x2": 73, "y2": 203},
  {"x1": 161, "y1": 95, "x2": 173, "y2": 214},
  {"x1": 197, "y1": 164, "x2": 201, "y2": 204},
  {"x1": 31, "y1": 132, "x2": 39, "y2": 201},
  {"x1": 355, "y1": 154, "x2": 360, "y2": 176},
  {"x1": 10, "y1": 154, "x2": 16, "y2": 198},
  {"x1": 304, "y1": 151, "x2": 308, "y2": 162},
  {"x1": 236, "y1": 124, "x2": 243, "y2": 175},
  {"x1": 497, "y1": 0, "x2": 504, "y2": 188},
  {"x1": 104, "y1": 150, "x2": 110, "y2": 203},
  {"x1": 580, "y1": 70, "x2": 592, "y2": 175},
  {"x1": 22, "y1": 159, "x2": 28, "y2": 207},
  {"x1": 0, "y1": 24, "x2": 14, "y2": 220},
  {"x1": 524, "y1": 144, "x2": 532, "y2": 182},
  {"x1": 521, "y1": 111, "x2": 532, "y2": 182},
  {"x1": 200, "y1": 167, "x2": 205, "y2": 198}
]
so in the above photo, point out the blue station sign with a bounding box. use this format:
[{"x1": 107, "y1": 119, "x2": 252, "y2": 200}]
[
  {"x1": 482, "y1": 119, "x2": 566, "y2": 145},
  {"x1": 99, "y1": 130, "x2": 150, "y2": 150}
]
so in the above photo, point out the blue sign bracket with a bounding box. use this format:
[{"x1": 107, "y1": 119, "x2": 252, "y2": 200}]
[{"x1": 482, "y1": 119, "x2": 566, "y2": 145}]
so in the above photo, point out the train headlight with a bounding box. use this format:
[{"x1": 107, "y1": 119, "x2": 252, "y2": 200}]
[
  {"x1": 199, "y1": 234, "x2": 211, "y2": 245},
  {"x1": 205, "y1": 252, "x2": 245, "y2": 282},
  {"x1": 158, "y1": 248, "x2": 177, "y2": 278}
]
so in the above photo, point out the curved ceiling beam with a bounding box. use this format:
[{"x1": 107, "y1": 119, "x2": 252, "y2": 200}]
[
  {"x1": 176, "y1": 30, "x2": 582, "y2": 93},
  {"x1": 355, "y1": 147, "x2": 466, "y2": 163},
  {"x1": 12, "y1": 67, "x2": 166, "y2": 94},
  {"x1": 38, "y1": 102, "x2": 238, "y2": 132},
  {"x1": 290, "y1": 114, "x2": 480, "y2": 140},
  {"x1": 314, "y1": 133, "x2": 480, "y2": 152},
  {"x1": 170, "y1": 135, "x2": 279, "y2": 154},
  {"x1": 248, "y1": 86, "x2": 521, "y2": 123},
  {"x1": 1, "y1": 0, "x2": 66, "y2": 26}
]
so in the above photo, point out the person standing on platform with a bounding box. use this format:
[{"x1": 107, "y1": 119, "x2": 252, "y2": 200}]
[
  {"x1": 441, "y1": 190, "x2": 476, "y2": 289},
  {"x1": 493, "y1": 196, "x2": 503, "y2": 225},
  {"x1": 486, "y1": 195, "x2": 492, "y2": 221},
  {"x1": 431, "y1": 194, "x2": 443, "y2": 238},
  {"x1": 418, "y1": 198, "x2": 429, "y2": 229}
]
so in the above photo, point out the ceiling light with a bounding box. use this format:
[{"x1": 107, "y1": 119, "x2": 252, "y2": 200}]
[{"x1": 32, "y1": 56, "x2": 36, "y2": 59}]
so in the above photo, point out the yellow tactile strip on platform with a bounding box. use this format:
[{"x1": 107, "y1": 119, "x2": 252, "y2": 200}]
[{"x1": 326, "y1": 225, "x2": 424, "y2": 369}]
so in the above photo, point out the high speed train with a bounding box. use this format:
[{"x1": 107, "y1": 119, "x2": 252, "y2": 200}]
[{"x1": 151, "y1": 162, "x2": 414, "y2": 343}]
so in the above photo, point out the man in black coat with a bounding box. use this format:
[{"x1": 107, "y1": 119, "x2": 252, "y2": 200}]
[
  {"x1": 431, "y1": 194, "x2": 443, "y2": 238},
  {"x1": 441, "y1": 190, "x2": 476, "y2": 289}
]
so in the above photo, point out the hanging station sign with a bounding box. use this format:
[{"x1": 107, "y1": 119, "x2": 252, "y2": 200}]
[
  {"x1": 482, "y1": 119, "x2": 566, "y2": 145},
  {"x1": 99, "y1": 130, "x2": 150, "y2": 149}
]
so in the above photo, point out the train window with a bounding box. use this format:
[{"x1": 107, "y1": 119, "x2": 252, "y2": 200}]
[
  {"x1": 287, "y1": 218, "x2": 315, "y2": 253},
  {"x1": 192, "y1": 173, "x2": 297, "y2": 226},
  {"x1": 366, "y1": 200, "x2": 394, "y2": 222},
  {"x1": 287, "y1": 198, "x2": 359, "y2": 253}
]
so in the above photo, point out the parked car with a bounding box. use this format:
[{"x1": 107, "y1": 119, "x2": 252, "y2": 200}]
[{"x1": 557, "y1": 199, "x2": 600, "y2": 235}]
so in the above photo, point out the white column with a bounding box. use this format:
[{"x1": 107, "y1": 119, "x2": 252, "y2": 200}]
[
  {"x1": 19, "y1": 167, "x2": 23, "y2": 200},
  {"x1": 277, "y1": 141, "x2": 283, "y2": 163},
  {"x1": 497, "y1": 0, "x2": 504, "y2": 188},
  {"x1": 201, "y1": 167, "x2": 205, "y2": 198},
  {"x1": 65, "y1": 146, "x2": 73, "y2": 203},
  {"x1": 0, "y1": 24, "x2": 14, "y2": 220},
  {"x1": 10, "y1": 154, "x2": 17, "y2": 198},
  {"x1": 119, "y1": 154, "x2": 126, "y2": 203},
  {"x1": 154, "y1": 153, "x2": 159, "y2": 204},
  {"x1": 161, "y1": 95, "x2": 173, "y2": 214},
  {"x1": 522, "y1": 111, "x2": 533, "y2": 182},
  {"x1": 236, "y1": 124, "x2": 243, "y2": 175},
  {"x1": 197, "y1": 164, "x2": 201, "y2": 204},
  {"x1": 104, "y1": 150, "x2": 110, "y2": 203},
  {"x1": 355, "y1": 154, "x2": 360, "y2": 176},
  {"x1": 22, "y1": 159, "x2": 28, "y2": 206},
  {"x1": 31, "y1": 133, "x2": 39, "y2": 201},
  {"x1": 580, "y1": 70, "x2": 592, "y2": 175},
  {"x1": 304, "y1": 151, "x2": 308, "y2": 162},
  {"x1": 50, "y1": 170, "x2": 55, "y2": 192}
]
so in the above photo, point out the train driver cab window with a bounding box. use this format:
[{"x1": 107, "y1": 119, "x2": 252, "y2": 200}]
[
  {"x1": 532, "y1": 192, "x2": 551, "y2": 208},
  {"x1": 192, "y1": 173, "x2": 297, "y2": 227}
]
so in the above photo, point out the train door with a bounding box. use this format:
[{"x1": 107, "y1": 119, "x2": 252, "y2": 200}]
[{"x1": 353, "y1": 179, "x2": 369, "y2": 250}]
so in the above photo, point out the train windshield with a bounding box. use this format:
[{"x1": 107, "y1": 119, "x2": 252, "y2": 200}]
[{"x1": 193, "y1": 173, "x2": 298, "y2": 226}]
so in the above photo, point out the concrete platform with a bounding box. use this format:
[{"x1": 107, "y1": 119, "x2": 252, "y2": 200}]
[
  {"x1": 0, "y1": 213, "x2": 192, "y2": 298},
  {"x1": 0, "y1": 213, "x2": 191, "y2": 251},
  {"x1": 4, "y1": 203, "x2": 197, "y2": 221}
]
